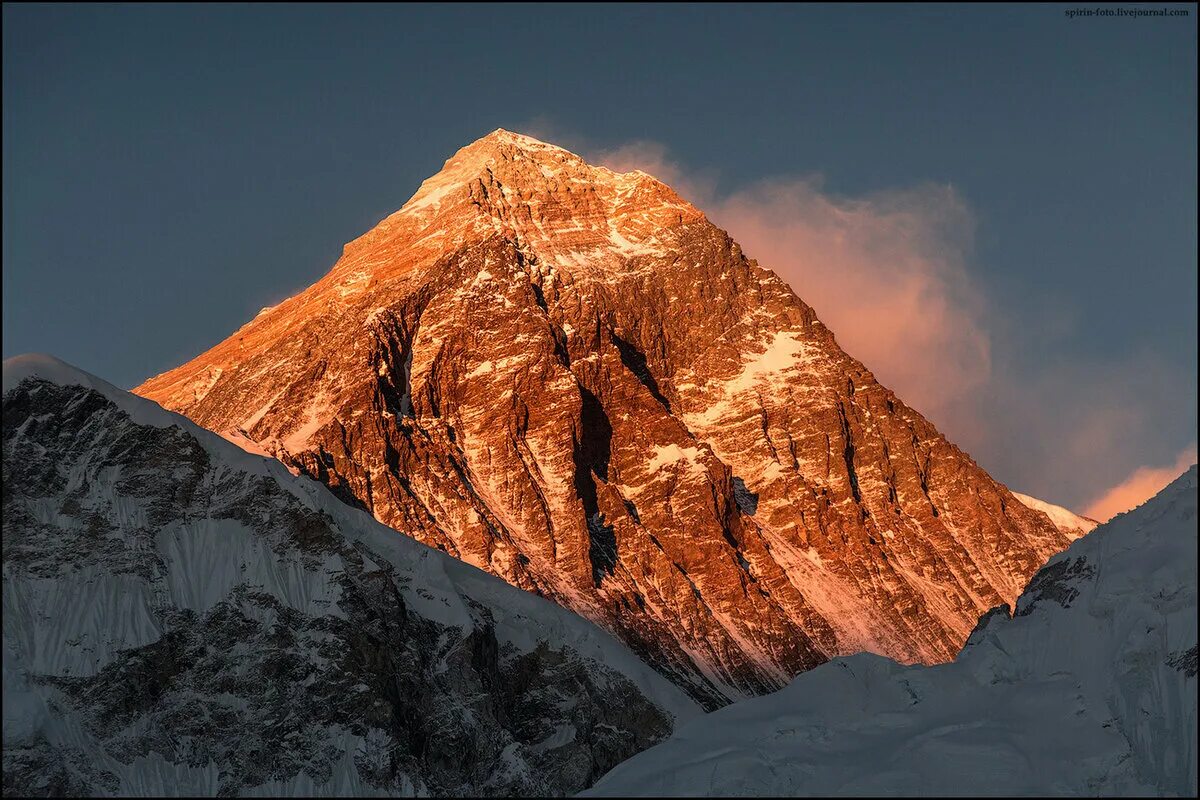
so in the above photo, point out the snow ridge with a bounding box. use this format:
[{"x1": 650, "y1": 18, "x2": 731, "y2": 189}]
[{"x1": 2, "y1": 355, "x2": 699, "y2": 796}]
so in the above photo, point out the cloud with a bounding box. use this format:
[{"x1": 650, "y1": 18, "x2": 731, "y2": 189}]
[
  {"x1": 713, "y1": 181, "x2": 991, "y2": 430},
  {"x1": 593, "y1": 140, "x2": 716, "y2": 204},
  {"x1": 576, "y1": 133, "x2": 1195, "y2": 516},
  {"x1": 975, "y1": 351, "x2": 1194, "y2": 515},
  {"x1": 595, "y1": 144, "x2": 991, "y2": 431},
  {"x1": 1082, "y1": 445, "x2": 1198, "y2": 522}
]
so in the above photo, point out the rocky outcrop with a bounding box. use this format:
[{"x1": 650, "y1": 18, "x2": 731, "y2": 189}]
[
  {"x1": 2, "y1": 357, "x2": 698, "y2": 797},
  {"x1": 136, "y1": 130, "x2": 1073, "y2": 706}
]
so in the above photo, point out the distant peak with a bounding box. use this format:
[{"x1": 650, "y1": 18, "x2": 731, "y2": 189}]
[
  {"x1": 476, "y1": 128, "x2": 562, "y2": 150},
  {"x1": 332, "y1": 128, "x2": 705, "y2": 278},
  {"x1": 450, "y1": 128, "x2": 582, "y2": 168},
  {"x1": 1011, "y1": 491, "x2": 1098, "y2": 539},
  {"x1": 392, "y1": 128, "x2": 691, "y2": 225}
]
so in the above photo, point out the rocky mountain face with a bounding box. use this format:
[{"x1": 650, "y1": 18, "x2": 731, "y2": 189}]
[
  {"x1": 585, "y1": 466, "x2": 1199, "y2": 797},
  {"x1": 136, "y1": 129, "x2": 1074, "y2": 707},
  {"x1": 2, "y1": 356, "x2": 699, "y2": 797}
]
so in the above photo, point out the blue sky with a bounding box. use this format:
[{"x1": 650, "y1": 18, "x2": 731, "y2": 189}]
[{"x1": 3, "y1": 4, "x2": 1195, "y2": 511}]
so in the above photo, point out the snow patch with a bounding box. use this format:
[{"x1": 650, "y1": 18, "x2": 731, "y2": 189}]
[{"x1": 646, "y1": 443, "x2": 704, "y2": 475}]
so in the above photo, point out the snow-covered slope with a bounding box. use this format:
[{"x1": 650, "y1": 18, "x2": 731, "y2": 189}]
[
  {"x1": 585, "y1": 466, "x2": 1199, "y2": 797},
  {"x1": 1012, "y1": 491, "x2": 1098, "y2": 540},
  {"x1": 1, "y1": 354, "x2": 699, "y2": 797}
]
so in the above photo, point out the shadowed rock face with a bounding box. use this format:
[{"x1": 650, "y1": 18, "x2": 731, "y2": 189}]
[
  {"x1": 3, "y1": 375, "x2": 692, "y2": 797},
  {"x1": 136, "y1": 129, "x2": 1072, "y2": 706}
]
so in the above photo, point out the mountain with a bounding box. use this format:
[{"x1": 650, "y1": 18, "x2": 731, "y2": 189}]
[
  {"x1": 135, "y1": 129, "x2": 1073, "y2": 707},
  {"x1": 1011, "y1": 492, "x2": 1098, "y2": 540},
  {"x1": 1, "y1": 355, "x2": 699, "y2": 797},
  {"x1": 585, "y1": 466, "x2": 1199, "y2": 797}
]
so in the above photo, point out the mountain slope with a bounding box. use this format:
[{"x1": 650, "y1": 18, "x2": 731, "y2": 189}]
[
  {"x1": 135, "y1": 129, "x2": 1073, "y2": 706},
  {"x1": 2, "y1": 354, "x2": 699, "y2": 797},
  {"x1": 585, "y1": 466, "x2": 1199, "y2": 797}
]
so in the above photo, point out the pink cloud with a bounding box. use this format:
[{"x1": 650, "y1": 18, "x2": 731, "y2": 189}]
[
  {"x1": 712, "y1": 180, "x2": 990, "y2": 432},
  {"x1": 1082, "y1": 445, "x2": 1197, "y2": 522},
  {"x1": 594, "y1": 140, "x2": 716, "y2": 203},
  {"x1": 596, "y1": 141, "x2": 992, "y2": 443},
  {"x1": 977, "y1": 352, "x2": 1193, "y2": 516},
  {"x1": 580, "y1": 134, "x2": 1195, "y2": 515}
]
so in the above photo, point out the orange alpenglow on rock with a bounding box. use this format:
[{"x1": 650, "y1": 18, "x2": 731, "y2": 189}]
[{"x1": 137, "y1": 129, "x2": 1075, "y2": 707}]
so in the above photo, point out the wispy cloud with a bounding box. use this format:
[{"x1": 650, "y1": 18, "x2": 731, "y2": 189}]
[
  {"x1": 1082, "y1": 445, "x2": 1198, "y2": 522},
  {"x1": 593, "y1": 140, "x2": 990, "y2": 431},
  {"x1": 554, "y1": 130, "x2": 1195, "y2": 518}
]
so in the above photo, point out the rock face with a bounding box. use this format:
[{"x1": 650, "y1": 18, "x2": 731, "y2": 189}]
[
  {"x1": 136, "y1": 129, "x2": 1072, "y2": 706},
  {"x1": 2, "y1": 356, "x2": 699, "y2": 797},
  {"x1": 584, "y1": 466, "x2": 1199, "y2": 797}
]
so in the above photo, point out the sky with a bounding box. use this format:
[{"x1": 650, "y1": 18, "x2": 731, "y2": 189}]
[{"x1": 3, "y1": 4, "x2": 1196, "y2": 516}]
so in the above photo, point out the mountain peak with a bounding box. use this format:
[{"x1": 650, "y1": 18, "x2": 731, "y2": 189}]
[
  {"x1": 1011, "y1": 491, "x2": 1098, "y2": 540},
  {"x1": 431, "y1": 128, "x2": 582, "y2": 182},
  {"x1": 472, "y1": 127, "x2": 568, "y2": 153},
  {"x1": 401, "y1": 127, "x2": 589, "y2": 211},
  {"x1": 336, "y1": 129, "x2": 703, "y2": 282},
  {"x1": 405, "y1": 128, "x2": 674, "y2": 210},
  {"x1": 136, "y1": 129, "x2": 1074, "y2": 706}
]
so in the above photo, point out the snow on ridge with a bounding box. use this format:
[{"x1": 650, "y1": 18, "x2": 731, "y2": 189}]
[
  {"x1": 1011, "y1": 491, "x2": 1098, "y2": 539},
  {"x1": 646, "y1": 443, "x2": 705, "y2": 476},
  {"x1": 682, "y1": 330, "x2": 814, "y2": 430},
  {"x1": 401, "y1": 175, "x2": 463, "y2": 214},
  {"x1": 4, "y1": 353, "x2": 125, "y2": 396},
  {"x1": 4, "y1": 353, "x2": 290, "y2": 483}
]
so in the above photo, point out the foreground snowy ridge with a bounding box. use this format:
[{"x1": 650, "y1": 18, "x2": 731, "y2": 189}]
[
  {"x1": 585, "y1": 465, "x2": 1198, "y2": 797},
  {"x1": 2, "y1": 354, "x2": 699, "y2": 797}
]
